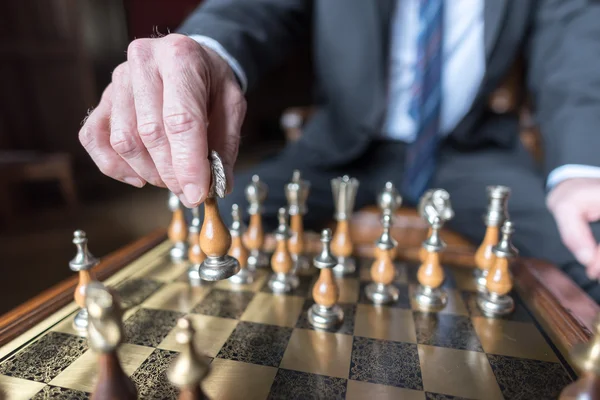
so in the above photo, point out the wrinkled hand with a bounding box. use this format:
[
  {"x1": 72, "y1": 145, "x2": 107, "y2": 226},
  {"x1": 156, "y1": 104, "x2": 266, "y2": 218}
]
[
  {"x1": 547, "y1": 178, "x2": 600, "y2": 278},
  {"x1": 79, "y1": 33, "x2": 246, "y2": 208}
]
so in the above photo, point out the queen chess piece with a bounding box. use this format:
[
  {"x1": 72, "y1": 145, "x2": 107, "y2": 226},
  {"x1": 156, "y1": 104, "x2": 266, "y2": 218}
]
[
  {"x1": 245, "y1": 175, "x2": 269, "y2": 270},
  {"x1": 228, "y1": 204, "x2": 255, "y2": 285},
  {"x1": 168, "y1": 191, "x2": 188, "y2": 262},
  {"x1": 268, "y1": 208, "x2": 299, "y2": 293},
  {"x1": 70, "y1": 230, "x2": 100, "y2": 335},
  {"x1": 286, "y1": 170, "x2": 311, "y2": 274},
  {"x1": 365, "y1": 212, "x2": 399, "y2": 305},
  {"x1": 331, "y1": 175, "x2": 360, "y2": 276}
]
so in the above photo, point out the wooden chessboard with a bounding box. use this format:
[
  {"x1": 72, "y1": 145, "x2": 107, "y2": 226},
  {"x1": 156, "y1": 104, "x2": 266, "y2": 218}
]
[{"x1": 0, "y1": 232, "x2": 596, "y2": 400}]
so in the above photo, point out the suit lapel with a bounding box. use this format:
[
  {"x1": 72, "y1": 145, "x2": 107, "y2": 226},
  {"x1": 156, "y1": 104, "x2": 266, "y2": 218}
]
[{"x1": 484, "y1": 0, "x2": 508, "y2": 61}]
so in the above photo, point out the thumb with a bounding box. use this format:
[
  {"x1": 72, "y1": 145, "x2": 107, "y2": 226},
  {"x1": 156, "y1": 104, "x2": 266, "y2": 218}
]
[{"x1": 553, "y1": 204, "x2": 597, "y2": 267}]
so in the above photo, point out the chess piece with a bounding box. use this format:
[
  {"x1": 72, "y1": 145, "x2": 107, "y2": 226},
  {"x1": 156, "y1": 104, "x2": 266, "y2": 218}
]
[
  {"x1": 70, "y1": 230, "x2": 99, "y2": 335},
  {"x1": 418, "y1": 189, "x2": 454, "y2": 262},
  {"x1": 477, "y1": 220, "x2": 518, "y2": 317},
  {"x1": 228, "y1": 204, "x2": 254, "y2": 285},
  {"x1": 187, "y1": 206, "x2": 206, "y2": 286},
  {"x1": 168, "y1": 191, "x2": 188, "y2": 262},
  {"x1": 377, "y1": 181, "x2": 402, "y2": 214},
  {"x1": 374, "y1": 209, "x2": 398, "y2": 259},
  {"x1": 167, "y1": 317, "x2": 211, "y2": 400},
  {"x1": 331, "y1": 175, "x2": 360, "y2": 276},
  {"x1": 286, "y1": 170, "x2": 311, "y2": 274},
  {"x1": 198, "y1": 151, "x2": 240, "y2": 281},
  {"x1": 365, "y1": 212, "x2": 399, "y2": 304},
  {"x1": 86, "y1": 282, "x2": 137, "y2": 400},
  {"x1": 559, "y1": 315, "x2": 600, "y2": 400},
  {"x1": 474, "y1": 186, "x2": 511, "y2": 292},
  {"x1": 268, "y1": 208, "x2": 299, "y2": 293},
  {"x1": 245, "y1": 175, "x2": 269, "y2": 269},
  {"x1": 308, "y1": 229, "x2": 344, "y2": 329},
  {"x1": 413, "y1": 216, "x2": 448, "y2": 310}
]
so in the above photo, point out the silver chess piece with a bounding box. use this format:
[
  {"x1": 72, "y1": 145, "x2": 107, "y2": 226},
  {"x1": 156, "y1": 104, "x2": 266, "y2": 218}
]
[
  {"x1": 69, "y1": 230, "x2": 99, "y2": 335},
  {"x1": 377, "y1": 181, "x2": 402, "y2": 214},
  {"x1": 285, "y1": 170, "x2": 311, "y2": 274},
  {"x1": 413, "y1": 216, "x2": 448, "y2": 310},
  {"x1": 168, "y1": 191, "x2": 188, "y2": 262},
  {"x1": 245, "y1": 174, "x2": 270, "y2": 269},
  {"x1": 228, "y1": 204, "x2": 255, "y2": 285},
  {"x1": 331, "y1": 175, "x2": 360, "y2": 276},
  {"x1": 365, "y1": 211, "x2": 400, "y2": 304},
  {"x1": 308, "y1": 229, "x2": 344, "y2": 329},
  {"x1": 418, "y1": 188, "x2": 454, "y2": 226},
  {"x1": 268, "y1": 208, "x2": 300, "y2": 293},
  {"x1": 187, "y1": 206, "x2": 203, "y2": 285}
]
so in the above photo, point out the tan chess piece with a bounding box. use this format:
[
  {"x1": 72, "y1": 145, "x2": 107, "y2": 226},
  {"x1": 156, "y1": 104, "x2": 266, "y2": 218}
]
[
  {"x1": 70, "y1": 230, "x2": 99, "y2": 335},
  {"x1": 245, "y1": 175, "x2": 269, "y2": 269},
  {"x1": 198, "y1": 151, "x2": 240, "y2": 281},
  {"x1": 418, "y1": 189, "x2": 454, "y2": 262},
  {"x1": 331, "y1": 175, "x2": 360, "y2": 276},
  {"x1": 286, "y1": 170, "x2": 311, "y2": 274},
  {"x1": 559, "y1": 315, "x2": 600, "y2": 400},
  {"x1": 228, "y1": 204, "x2": 255, "y2": 285},
  {"x1": 268, "y1": 208, "x2": 299, "y2": 293},
  {"x1": 477, "y1": 220, "x2": 518, "y2": 317},
  {"x1": 168, "y1": 191, "x2": 189, "y2": 262},
  {"x1": 475, "y1": 186, "x2": 511, "y2": 292},
  {"x1": 365, "y1": 212, "x2": 399, "y2": 304},
  {"x1": 308, "y1": 229, "x2": 344, "y2": 329},
  {"x1": 87, "y1": 282, "x2": 137, "y2": 400},
  {"x1": 168, "y1": 317, "x2": 211, "y2": 400},
  {"x1": 413, "y1": 216, "x2": 448, "y2": 310},
  {"x1": 187, "y1": 206, "x2": 206, "y2": 286}
]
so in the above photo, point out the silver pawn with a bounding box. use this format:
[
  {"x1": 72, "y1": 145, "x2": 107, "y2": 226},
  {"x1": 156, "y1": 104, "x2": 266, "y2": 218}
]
[
  {"x1": 245, "y1": 175, "x2": 270, "y2": 269},
  {"x1": 69, "y1": 230, "x2": 99, "y2": 334},
  {"x1": 365, "y1": 212, "x2": 400, "y2": 304},
  {"x1": 377, "y1": 181, "x2": 402, "y2": 214},
  {"x1": 168, "y1": 191, "x2": 188, "y2": 262},
  {"x1": 285, "y1": 170, "x2": 311, "y2": 274},
  {"x1": 413, "y1": 216, "x2": 448, "y2": 310},
  {"x1": 187, "y1": 206, "x2": 203, "y2": 285},
  {"x1": 331, "y1": 175, "x2": 360, "y2": 276},
  {"x1": 229, "y1": 204, "x2": 255, "y2": 285},
  {"x1": 268, "y1": 208, "x2": 299, "y2": 293},
  {"x1": 308, "y1": 229, "x2": 344, "y2": 329}
]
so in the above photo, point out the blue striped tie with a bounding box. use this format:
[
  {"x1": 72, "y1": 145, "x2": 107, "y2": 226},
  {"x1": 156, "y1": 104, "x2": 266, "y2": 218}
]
[{"x1": 402, "y1": 0, "x2": 444, "y2": 203}]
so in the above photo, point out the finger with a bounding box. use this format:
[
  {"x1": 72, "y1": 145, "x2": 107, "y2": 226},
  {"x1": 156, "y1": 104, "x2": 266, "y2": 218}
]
[
  {"x1": 110, "y1": 62, "x2": 164, "y2": 187},
  {"x1": 553, "y1": 204, "x2": 597, "y2": 268},
  {"x1": 79, "y1": 84, "x2": 144, "y2": 187},
  {"x1": 128, "y1": 38, "x2": 182, "y2": 195},
  {"x1": 587, "y1": 245, "x2": 600, "y2": 279}
]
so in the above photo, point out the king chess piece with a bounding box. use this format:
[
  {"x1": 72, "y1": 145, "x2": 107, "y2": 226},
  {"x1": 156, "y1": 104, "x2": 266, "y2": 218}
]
[
  {"x1": 187, "y1": 206, "x2": 206, "y2": 286},
  {"x1": 365, "y1": 212, "x2": 399, "y2": 305},
  {"x1": 285, "y1": 170, "x2": 311, "y2": 274},
  {"x1": 70, "y1": 230, "x2": 99, "y2": 336},
  {"x1": 331, "y1": 175, "x2": 359, "y2": 276},
  {"x1": 197, "y1": 151, "x2": 240, "y2": 281},
  {"x1": 228, "y1": 204, "x2": 255, "y2": 285},
  {"x1": 245, "y1": 175, "x2": 269, "y2": 270},
  {"x1": 168, "y1": 191, "x2": 188, "y2": 262},
  {"x1": 268, "y1": 208, "x2": 299, "y2": 293}
]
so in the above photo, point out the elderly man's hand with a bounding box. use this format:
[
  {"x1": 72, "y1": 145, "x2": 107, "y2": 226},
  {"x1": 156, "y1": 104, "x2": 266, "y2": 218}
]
[
  {"x1": 79, "y1": 33, "x2": 246, "y2": 208},
  {"x1": 547, "y1": 178, "x2": 600, "y2": 278}
]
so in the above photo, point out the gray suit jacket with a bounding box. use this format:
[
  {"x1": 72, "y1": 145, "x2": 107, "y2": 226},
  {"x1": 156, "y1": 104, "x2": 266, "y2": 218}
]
[{"x1": 178, "y1": 0, "x2": 600, "y2": 179}]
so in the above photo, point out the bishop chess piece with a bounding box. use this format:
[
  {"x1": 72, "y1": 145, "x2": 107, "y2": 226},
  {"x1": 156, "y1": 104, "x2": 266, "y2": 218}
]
[
  {"x1": 198, "y1": 151, "x2": 240, "y2": 281},
  {"x1": 477, "y1": 220, "x2": 518, "y2": 317},
  {"x1": 86, "y1": 282, "x2": 137, "y2": 400},
  {"x1": 331, "y1": 175, "x2": 360, "y2": 276},
  {"x1": 475, "y1": 186, "x2": 510, "y2": 292},
  {"x1": 418, "y1": 189, "x2": 454, "y2": 262},
  {"x1": 187, "y1": 206, "x2": 206, "y2": 286},
  {"x1": 308, "y1": 229, "x2": 344, "y2": 329},
  {"x1": 365, "y1": 212, "x2": 399, "y2": 304},
  {"x1": 228, "y1": 204, "x2": 255, "y2": 285},
  {"x1": 167, "y1": 317, "x2": 211, "y2": 400},
  {"x1": 286, "y1": 170, "x2": 311, "y2": 274},
  {"x1": 413, "y1": 216, "x2": 448, "y2": 310},
  {"x1": 377, "y1": 182, "x2": 402, "y2": 214},
  {"x1": 168, "y1": 191, "x2": 188, "y2": 262},
  {"x1": 245, "y1": 175, "x2": 269, "y2": 269},
  {"x1": 268, "y1": 208, "x2": 299, "y2": 293},
  {"x1": 70, "y1": 230, "x2": 99, "y2": 335}
]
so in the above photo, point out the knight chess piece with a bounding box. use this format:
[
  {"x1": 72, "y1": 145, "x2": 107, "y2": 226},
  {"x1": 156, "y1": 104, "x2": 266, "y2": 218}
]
[
  {"x1": 331, "y1": 175, "x2": 360, "y2": 276},
  {"x1": 70, "y1": 230, "x2": 99, "y2": 335},
  {"x1": 167, "y1": 317, "x2": 211, "y2": 400},
  {"x1": 228, "y1": 204, "x2": 255, "y2": 285},
  {"x1": 245, "y1": 175, "x2": 269, "y2": 269},
  {"x1": 187, "y1": 206, "x2": 206, "y2": 286},
  {"x1": 477, "y1": 220, "x2": 518, "y2": 317},
  {"x1": 168, "y1": 191, "x2": 188, "y2": 262},
  {"x1": 308, "y1": 229, "x2": 344, "y2": 329},
  {"x1": 475, "y1": 186, "x2": 510, "y2": 292},
  {"x1": 418, "y1": 189, "x2": 454, "y2": 262},
  {"x1": 268, "y1": 208, "x2": 299, "y2": 293},
  {"x1": 413, "y1": 216, "x2": 448, "y2": 310},
  {"x1": 86, "y1": 282, "x2": 137, "y2": 400},
  {"x1": 198, "y1": 151, "x2": 240, "y2": 281},
  {"x1": 285, "y1": 170, "x2": 311, "y2": 274},
  {"x1": 365, "y1": 212, "x2": 399, "y2": 305}
]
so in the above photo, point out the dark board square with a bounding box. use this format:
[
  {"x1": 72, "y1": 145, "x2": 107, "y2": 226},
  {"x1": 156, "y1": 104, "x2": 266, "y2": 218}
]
[
  {"x1": 295, "y1": 300, "x2": 356, "y2": 335},
  {"x1": 267, "y1": 368, "x2": 347, "y2": 400},
  {"x1": 349, "y1": 336, "x2": 423, "y2": 390},
  {"x1": 487, "y1": 354, "x2": 572, "y2": 400},
  {"x1": 261, "y1": 275, "x2": 314, "y2": 298},
  {"x1": 31, "y1": 385, "x2": 90, "y2": 400},
  {"x1": 123, "y1": 308, "x2": 185, "y2": 347},
  {"x1": 0, "y1": 332, "x2": 88, "y2": 383},
  {"x1": 116, "y1": 278, "x2": 163, "y2": 309},
  {"x1": 414, "y1": 312, "x2": 482, "y2": 352},
  {"x1": 131, "y1": 348, "x2": 180, "y2": 400},
  {"x1": 216, "y1": 321, "x2": 293, "y2": 367},
  {"x1": 358, "y1": 282, "x2": 411, "y2": 309},
  {"x1": 191, "y1": 288, "x2": 254, "y2": 319},
  {"x1": 462, "y1": 291, "x2": 532, "y2": 322}
]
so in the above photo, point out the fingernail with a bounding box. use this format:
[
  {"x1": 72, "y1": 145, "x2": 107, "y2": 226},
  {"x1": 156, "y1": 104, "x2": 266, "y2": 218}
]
[
  {"x1": 123, "y1": 177, "x2": 144, "y2": 188},
  {"x1": 577, "y1": 249, "x2": 593, "y2": 265},
  {"x1": 183, "y1": 183, "x2": 203, "y2": 205}
]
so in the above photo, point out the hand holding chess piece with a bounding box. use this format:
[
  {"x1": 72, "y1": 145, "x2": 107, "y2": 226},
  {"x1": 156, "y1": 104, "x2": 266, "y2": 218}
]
[
  {"x1": 331, "y1": 175, "x2": 360, "y2": 276},
  {"x1": 198, "y1": 151, "x2": 240, "y2": 281},
  {"x1": 187, "y1": 206, "x2": 206, "y2": 286},
  {"x1": 286, "y1": 170, "x2": 311, "y2": 274},
  {"x1": 228, "y1": 204, "x2": 255, "y2": 285},
  {"x1": 268, "y1": 208, "x2": 299, "y2": 293},
  {"x1": 70, "y1": 230, "x2": 99, "y2": 335},
  {"x1": 365, "y1": 212, "x2": 399, "y2": 304},
  {"x1": 245, "y1": 175, "x2": 269, "y2": 269},
  {"x1": 413, "y1": 216, "x2": 448, "y2": 310},
  {"x1": 168, "y1": 191, "x2": 189, "y2": 262}
]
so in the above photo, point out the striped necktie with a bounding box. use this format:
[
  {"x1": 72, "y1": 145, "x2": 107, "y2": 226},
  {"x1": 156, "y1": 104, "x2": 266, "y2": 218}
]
[{"x1": 401, "y1": 0, "x2": 444, "y2": 203}]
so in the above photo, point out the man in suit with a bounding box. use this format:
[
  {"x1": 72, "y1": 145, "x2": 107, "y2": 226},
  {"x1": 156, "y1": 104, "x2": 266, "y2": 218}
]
[{"x1": 79, "y1": 1, "x2": 600, "y2": 300}]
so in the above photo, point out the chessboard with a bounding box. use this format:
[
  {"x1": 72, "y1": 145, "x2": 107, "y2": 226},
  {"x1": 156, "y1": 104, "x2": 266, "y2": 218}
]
[{"x1": 0, "y1": 239, "x2": 580, "y2": 399}]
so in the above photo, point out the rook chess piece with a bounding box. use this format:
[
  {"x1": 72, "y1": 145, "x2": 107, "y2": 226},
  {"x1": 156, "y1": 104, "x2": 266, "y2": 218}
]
[
  {"x1": 413, "y1": 216, "x2": 448, "y2": 310},
  {"x1": 168, "y1": 317, "x2": 211, "y2": 400},
  {"x1": 365, "y1": 212, "x2": 399, "y2": 304},
  {"x1": 86, "y1": 282, "x2": 137, "y2": 400},
  {"x1": 70, "y1": 230, "x2": 99, "y2": 335},
  {"x1": 308, "y1": 229, "x2": 344, "y2": 329},
  {"x1": 331, "y1": 175, "x2": 359, "y2": 276},
  {"x1": 168, "y1": 191, "x2": 188, "y2": 262},
  {"x1": 198, "y1": 151, "x2": 240, "y2": 281},
  {"x1": 477, "y1": 220, "x2": 518, "y2": 317},
  {"x1": 268, "y1": 208, "x2": 299, "y2": 293},
  {"x1": 244, "y1": 175, "x2": 269, "y2": 269},
  {"x1": 187, "y1": 206, "x2": 206, "y2": 286},
  {"x1": 228, "y1": 204, "x2": 254, "y2": 285},
  {"x1": 286, "y1": 170, "x2": 311, "y2": 274}
]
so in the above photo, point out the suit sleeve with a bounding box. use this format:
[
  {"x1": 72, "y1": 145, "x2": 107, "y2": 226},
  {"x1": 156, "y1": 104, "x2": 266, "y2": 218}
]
[
  {"x1": 526, "y1": 0, "x2": 600, "y2": 177},
  {"x1": 177, "y1": 0, "x2": 312, "y2": 93}
]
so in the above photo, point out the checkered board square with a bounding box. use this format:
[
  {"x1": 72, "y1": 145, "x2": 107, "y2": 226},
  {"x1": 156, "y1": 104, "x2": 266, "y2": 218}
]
[{"x1": 0, "y1": 244, "x2": 575, "y2": 400}]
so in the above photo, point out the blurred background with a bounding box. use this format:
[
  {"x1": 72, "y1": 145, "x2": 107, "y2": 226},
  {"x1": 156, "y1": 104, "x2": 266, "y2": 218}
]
[{"x1": 0, "y1": 0, "x2": 313, "y2": 314}]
